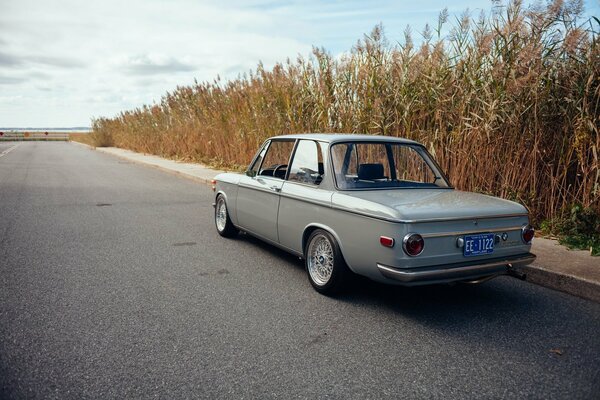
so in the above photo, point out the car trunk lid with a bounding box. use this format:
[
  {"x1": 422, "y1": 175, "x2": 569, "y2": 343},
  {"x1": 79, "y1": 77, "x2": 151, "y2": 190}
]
[{"x1": 331, "y1": 189, "x2": 527, "y2": 222}]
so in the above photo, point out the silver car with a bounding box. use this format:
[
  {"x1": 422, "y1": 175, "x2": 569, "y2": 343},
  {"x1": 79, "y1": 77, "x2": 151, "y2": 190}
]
[{"x1": 213, "y1": 134, "x2": 536, "y2": 294}]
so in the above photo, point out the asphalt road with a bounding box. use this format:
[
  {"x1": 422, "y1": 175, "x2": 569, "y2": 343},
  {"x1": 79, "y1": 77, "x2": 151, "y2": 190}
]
[{"x1": 1, "y1": 142, "x2": 599, "y2": 399}]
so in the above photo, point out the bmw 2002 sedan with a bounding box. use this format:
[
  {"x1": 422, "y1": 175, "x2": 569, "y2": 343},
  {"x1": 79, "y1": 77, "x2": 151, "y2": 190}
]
[{"x1": 212, "y1": 134, "x2": 535, "y2": 294}]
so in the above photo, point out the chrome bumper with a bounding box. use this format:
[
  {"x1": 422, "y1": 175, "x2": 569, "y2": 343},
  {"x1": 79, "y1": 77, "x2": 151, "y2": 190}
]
[{"x1": 377, "y1": 253, "x2": 536, "y2": 285}]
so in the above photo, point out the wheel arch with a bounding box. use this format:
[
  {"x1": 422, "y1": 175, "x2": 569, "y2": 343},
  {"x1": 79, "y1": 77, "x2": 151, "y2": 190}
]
[
  {"x1": 301, "y1": 223, "x2": 355, "y2": 273},
  {"x1": 215, "y1": 189, "x2": 228, "y2": 203},
  {"x1": 215, "y1": 190, "x2": 238, "y2": 226}
]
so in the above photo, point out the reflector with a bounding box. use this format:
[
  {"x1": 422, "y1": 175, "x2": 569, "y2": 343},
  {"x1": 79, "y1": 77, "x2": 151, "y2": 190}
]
[{"x1": 380, "y1": 236, "x2": 395, "y2": 247}]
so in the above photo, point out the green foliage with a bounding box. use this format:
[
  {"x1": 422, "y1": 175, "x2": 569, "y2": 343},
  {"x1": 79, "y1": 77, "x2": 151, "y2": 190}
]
[
  {"x1": 542, "y1": 205, "x2": 600, "y2": 256},
  {"x1": 92, "y1": 0, "x2": 600, "y2": 223}
]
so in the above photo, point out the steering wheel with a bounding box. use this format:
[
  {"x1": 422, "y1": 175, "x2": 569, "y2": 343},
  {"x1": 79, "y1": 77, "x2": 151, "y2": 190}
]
[{"x1": 273, "y1": 164, "x2": 287, "y2": 178}]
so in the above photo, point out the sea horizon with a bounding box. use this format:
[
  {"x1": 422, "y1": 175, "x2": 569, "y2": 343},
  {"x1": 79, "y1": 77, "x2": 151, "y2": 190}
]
[{"x1": 0, "y1": 127, "x2": 90, "y2": 132}]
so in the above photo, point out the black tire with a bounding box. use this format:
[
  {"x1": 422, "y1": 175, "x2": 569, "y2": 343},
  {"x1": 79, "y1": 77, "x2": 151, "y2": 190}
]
[
  {"x1": 304, "y1": 229, "x2": 351, "y2": 295},
  {"x1": 215, "y1": 195, "x2": 238, "y2": 238}
]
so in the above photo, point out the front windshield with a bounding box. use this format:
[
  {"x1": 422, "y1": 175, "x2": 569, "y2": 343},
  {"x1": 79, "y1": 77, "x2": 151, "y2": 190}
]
[{"x1": 330, "y1": 142, "x2": 450, "y2": 190}]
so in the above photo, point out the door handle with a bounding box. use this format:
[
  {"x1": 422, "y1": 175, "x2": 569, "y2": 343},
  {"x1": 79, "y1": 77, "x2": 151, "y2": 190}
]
[{"x1": 270, "y1": 186, "x2": 281, "y2": 192}]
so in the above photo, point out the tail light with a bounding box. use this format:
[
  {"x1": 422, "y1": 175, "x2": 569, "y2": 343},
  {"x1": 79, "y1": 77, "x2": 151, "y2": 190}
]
[
  {"x1": 403, "y1": 233, "x2": 424, "y2": 256},
  {"x1": 521, "y1": 225, "x2": 535, "y2": 244},
  {"x1": 211, "y1": 179, "x2": 216, "y2": 192}
]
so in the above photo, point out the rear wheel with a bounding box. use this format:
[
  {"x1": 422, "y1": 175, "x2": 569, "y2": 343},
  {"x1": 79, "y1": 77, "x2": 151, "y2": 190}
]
[
  {"x1": 215, "y1": 195, "x2": 238, "y2": 238},
  {"x1": 305, "y1": 229, "x2": 351, "y2": 295}
]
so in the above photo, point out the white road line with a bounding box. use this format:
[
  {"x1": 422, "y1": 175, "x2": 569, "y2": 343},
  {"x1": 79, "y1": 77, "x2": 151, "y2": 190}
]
[{"x1": 0, "y1": 143, "x2": 20, "y2": 158}]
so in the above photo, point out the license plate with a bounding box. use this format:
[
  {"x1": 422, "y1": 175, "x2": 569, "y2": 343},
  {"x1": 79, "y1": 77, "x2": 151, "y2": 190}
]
[{"x1": 463, "y1": 233, "x2": 494, "y2": 257}]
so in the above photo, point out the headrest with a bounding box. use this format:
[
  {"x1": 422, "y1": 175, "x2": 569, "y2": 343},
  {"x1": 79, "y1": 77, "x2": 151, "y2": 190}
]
[{"x1": 358, "y1": 163, "x2": 385, "y2": 180}]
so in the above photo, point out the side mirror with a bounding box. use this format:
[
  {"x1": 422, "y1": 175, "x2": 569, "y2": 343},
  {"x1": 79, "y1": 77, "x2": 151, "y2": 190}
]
[{"x1": 245, "y1": 170, "x2": 257, "y2": 177}]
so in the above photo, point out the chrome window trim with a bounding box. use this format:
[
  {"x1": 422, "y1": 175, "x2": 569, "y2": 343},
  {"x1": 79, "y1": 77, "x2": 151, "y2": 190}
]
[{"x1": 329, "y1": 141, "x2": 453, "y2": 191}]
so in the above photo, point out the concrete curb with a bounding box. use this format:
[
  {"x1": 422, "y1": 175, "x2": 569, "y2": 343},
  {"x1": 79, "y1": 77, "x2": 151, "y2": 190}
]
[
  {"x1": 70, "y1": 140, "x2": 95, "y2": 150},
  {"x1": 518, "y1": 264, "x2": 600, "y2": 303},
  {"x1": 522, "y1": 238, "x2": 600, "y2": 303},
  {"x1": 73, "y1": 142, "x2": 600, "y2": 303},
  {"x1": 87, "y1": 145, "x2": 225, "y2": 185}
]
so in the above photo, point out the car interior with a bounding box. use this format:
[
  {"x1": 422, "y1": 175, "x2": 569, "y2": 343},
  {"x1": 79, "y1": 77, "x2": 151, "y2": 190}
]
[
  {"x1": 260, "y1": 162, "x2": 325, "y2": 183},
  {"x1": 333, "y1": 142, "x2": 445, "y2": 189}
]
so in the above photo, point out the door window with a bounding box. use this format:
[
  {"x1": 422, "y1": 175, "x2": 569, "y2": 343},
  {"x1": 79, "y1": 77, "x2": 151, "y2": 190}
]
[
  {"x1": 257, "y1": 140, "x2": 295, "y2": 179},
  {"x1": 288, "y1": 140, "x2": 324, "y2": 185}
]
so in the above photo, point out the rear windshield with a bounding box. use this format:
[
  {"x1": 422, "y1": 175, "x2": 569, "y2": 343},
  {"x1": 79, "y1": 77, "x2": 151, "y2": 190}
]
[{"x1": 330, "y1": 142, "x2": 450, "y2": 190}]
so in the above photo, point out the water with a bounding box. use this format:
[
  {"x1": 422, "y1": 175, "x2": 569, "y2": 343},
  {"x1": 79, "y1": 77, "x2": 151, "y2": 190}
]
[{"x1": 0, "y1": 127, "x2": 90, "y2": 133}]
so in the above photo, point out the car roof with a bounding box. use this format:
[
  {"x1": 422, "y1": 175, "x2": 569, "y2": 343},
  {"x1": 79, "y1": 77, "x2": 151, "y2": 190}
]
[{"x1": 268, "y1": 133, "x2": 422, "y2": 145}]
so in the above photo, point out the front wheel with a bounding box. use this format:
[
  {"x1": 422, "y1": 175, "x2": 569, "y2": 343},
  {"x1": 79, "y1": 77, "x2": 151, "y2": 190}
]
[
  {"x1": 305, "y1": 229, "x2": 351, "y2": 295},
  {"x1": 215, "y1": 195, "x2": 238, "y2": 238}
]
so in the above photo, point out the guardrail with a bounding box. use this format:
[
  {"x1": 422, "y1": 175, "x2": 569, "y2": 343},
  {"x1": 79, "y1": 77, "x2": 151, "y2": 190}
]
[{"x1": 0, "y1": 132, "x2": 70, "y2": 141}]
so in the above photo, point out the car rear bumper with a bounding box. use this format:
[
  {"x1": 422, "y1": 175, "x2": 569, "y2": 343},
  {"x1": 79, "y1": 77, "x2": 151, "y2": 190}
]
[{"x1": 377, "y1": 253, "x2": 536, "y2": 286}]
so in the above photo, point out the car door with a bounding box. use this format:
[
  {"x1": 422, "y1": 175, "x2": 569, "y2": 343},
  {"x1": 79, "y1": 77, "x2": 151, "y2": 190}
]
[
  {"x1": 236, "y1": 139, "x2": 296, "y2": 242},
  {"x1": 278, "y1": 140, "x2": 333, "y2": 253}
]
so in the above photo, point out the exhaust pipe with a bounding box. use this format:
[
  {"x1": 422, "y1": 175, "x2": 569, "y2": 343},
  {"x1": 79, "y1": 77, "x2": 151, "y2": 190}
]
[
  {"x1": 461, "y1": 263, "x2": 527, "y2": 285},
  {"x1": 460, "y1": 274, "x2": 501, "y2": 284},
  {"x1": 507, "y1": 263, "x2": 527, "y2": 280}
]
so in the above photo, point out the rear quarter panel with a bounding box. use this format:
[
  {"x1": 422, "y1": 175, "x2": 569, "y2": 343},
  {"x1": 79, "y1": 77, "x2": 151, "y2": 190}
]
[
  {"x1": 314, "y1": 211, "x2": 531, "y2": 283},
  {"x1": 309, "y1": 209, "x2": 405, "y2": 279}
]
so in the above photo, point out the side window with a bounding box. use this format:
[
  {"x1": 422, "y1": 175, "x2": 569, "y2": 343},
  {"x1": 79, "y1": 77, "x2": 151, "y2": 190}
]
[
  {"x1": 257, "y1": 140, "x2": 295, "y2": 179},
  {"x1": 392, "y1": 145, "x2": 435, "y2": 183},
  {"x1": 288, "y1": 140, "x2": 323, "y2": 185},
  {"x1": 248, "y1": 141, "x2": 269, "y2": 176}
]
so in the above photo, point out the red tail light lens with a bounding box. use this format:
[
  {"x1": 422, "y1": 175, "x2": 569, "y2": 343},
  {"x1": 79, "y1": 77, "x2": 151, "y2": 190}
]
[
  {"x1": 522, "y1": 225, "x2": 535, "y2": 244},
  {"x1": 380, "y1": 236, "x2": 395, "y2": 247},
  {"x1": 403, "y1": 233, "x2": 424, "y2": 256}
]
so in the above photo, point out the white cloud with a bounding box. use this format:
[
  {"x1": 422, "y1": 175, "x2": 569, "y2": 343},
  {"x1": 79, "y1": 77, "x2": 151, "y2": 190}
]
[
  {"x1": 0, "y1": 0, "x2": 598, "y2": 127},
  {"x1": 115, "y1": 54, "x2": 196, "y2": 75}
]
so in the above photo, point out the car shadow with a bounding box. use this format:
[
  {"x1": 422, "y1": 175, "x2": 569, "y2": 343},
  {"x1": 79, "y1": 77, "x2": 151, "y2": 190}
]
[
  {"x1": 226, "y1": 232, "x2": 600, "y2": 381},
  {"x1": 232, "y1": 231, "x2": 306, "y2": 267},
  {"x1": 336, "y1": 274, "x2": 600, "y2": 360},
  {"x1": 233, "y1": 231, "x2": 598, "y2": 348}
]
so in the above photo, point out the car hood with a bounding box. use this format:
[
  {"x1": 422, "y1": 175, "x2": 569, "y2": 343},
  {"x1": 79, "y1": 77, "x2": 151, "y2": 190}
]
[{"x1": 331, "y1": 189, "x2": 528, "y2": 222}]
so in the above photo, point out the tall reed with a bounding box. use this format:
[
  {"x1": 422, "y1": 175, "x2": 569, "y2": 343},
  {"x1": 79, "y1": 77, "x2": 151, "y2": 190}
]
[{"x1": 92, "y1": 0, "x2": 599, "y2": 223}]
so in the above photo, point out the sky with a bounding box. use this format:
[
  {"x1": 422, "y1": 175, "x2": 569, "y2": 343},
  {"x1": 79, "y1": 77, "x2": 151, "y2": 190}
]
[{"x1": 0, "y1": 0, "x2": 598, "y2": 128}]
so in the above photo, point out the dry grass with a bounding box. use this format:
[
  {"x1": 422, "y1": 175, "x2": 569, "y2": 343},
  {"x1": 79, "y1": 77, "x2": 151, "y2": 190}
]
[
  {"x1": 69, "y1": 133, "x2": 95, "y2": 146},
  {"x1": 91, "y1": 0, "x2": 599, "y2": 223}
]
